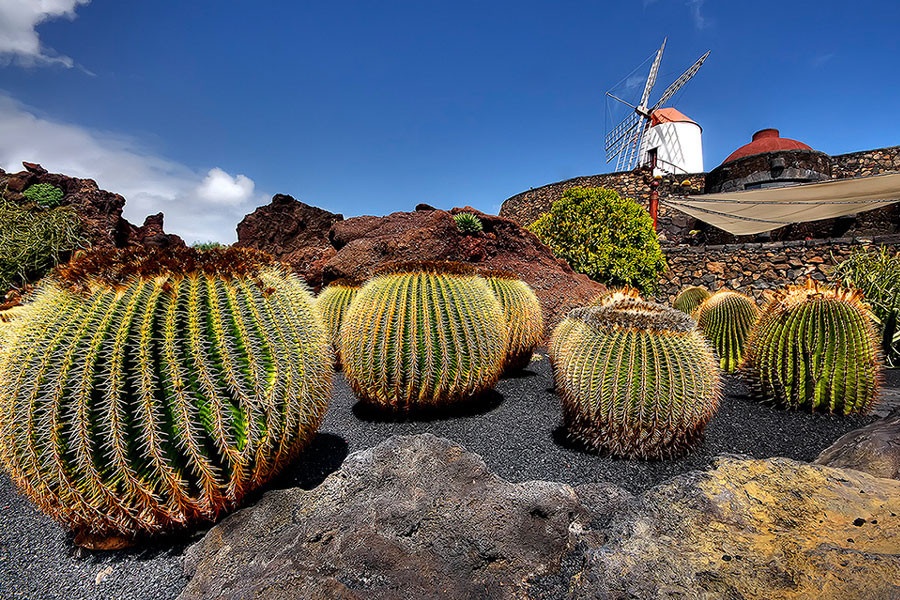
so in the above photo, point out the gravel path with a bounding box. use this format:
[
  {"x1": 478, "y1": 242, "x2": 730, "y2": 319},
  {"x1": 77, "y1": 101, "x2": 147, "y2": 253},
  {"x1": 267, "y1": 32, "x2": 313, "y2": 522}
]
[{"x1": 1, "y1": 355, "x2": 896, "y2": 600}]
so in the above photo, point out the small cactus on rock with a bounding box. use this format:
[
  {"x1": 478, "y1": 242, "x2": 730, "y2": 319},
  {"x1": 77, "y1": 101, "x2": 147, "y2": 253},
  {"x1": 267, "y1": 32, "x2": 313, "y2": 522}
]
[
  {"x1": 694, "y1": 290, "x2": 759, "y2": 372},
  {"x1": 0, "y1": 247, "x2": 332, "y2": 543},
  {"x1": 673, "y1": 285, "x2": 711, "y2": 315},
  {"x1": 480, "y1": 270, "x2": 544, "y2": 372},
  {"x1": 340, "y1": 261, "x2": 507, "y2": 410},
  {"x1": 740, "y1": 280, "x2": 881, "y2": 414},
  {"x1": 314, "y1": 278, "x2": 361, "y2": 368},
  {"x1": 550, "y1": 297, "x2": 721, "y2": 459},
  {"x1": 453, "y1": 212, "x2": 483, "y2": 235}
]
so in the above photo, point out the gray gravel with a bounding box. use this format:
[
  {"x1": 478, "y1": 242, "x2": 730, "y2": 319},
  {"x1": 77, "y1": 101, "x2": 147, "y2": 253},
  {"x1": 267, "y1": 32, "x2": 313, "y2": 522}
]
[{"x1": 1, "y1": 354, "x2": 896, "y2": 600}]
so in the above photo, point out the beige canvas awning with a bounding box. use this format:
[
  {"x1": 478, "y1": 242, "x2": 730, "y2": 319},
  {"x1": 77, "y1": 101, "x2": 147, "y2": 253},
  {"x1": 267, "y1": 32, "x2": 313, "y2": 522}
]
[{"x1": 663, "y1": 172, "x2": 900, "y2": 235}]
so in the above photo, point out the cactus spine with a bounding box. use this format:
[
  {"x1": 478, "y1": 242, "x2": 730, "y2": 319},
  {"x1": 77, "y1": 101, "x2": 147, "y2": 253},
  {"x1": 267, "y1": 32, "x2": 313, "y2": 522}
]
[
  {"x1": 740, "y1": 280, "x2": 881, "y2": 414},
  {"x1": 590, "y1": 286, "x2": 641, "y2": 307},
  {"x1": 481, "y1": 270, "x2": 544, "y2": 372},
  {"x1": 673, "y1": 285, "x2": 711, "y2": 315},
  {"x1": 340, "y1": 262, "x2": 508, "y2": 410},
  {"x1": 694, "y1": 290, "x2": 759, "y2": 372},
  {"x1": 550, "y1": 298, "x2": 721, "y2": 459},
  {"x1": 0, "y1": 247, "x2": 332, "y2": 541},
  {"x1": 314, "y1": 279, "x2": 360, "y2": 368}
]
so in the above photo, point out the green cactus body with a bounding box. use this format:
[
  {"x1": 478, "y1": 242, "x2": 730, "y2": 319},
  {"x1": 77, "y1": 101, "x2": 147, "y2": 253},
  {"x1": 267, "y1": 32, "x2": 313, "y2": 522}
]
[
  {"x1": 0, "y1": 247, "x2": 332, "y2": 540},
  {"x1": 481, "y1": 271, "x2": 544, "y2": 372},
  {"x1": 453, "y1": 212, "x2": 483, "y2": 234},
  {"x1": 673, "y1": 285, "x2": 711, "y2": 314},
  {"x1": 314, "y1": 279, "x2": 360, "y2": 368},
  {"x1": 694, "y1": 290, "x2": 759, "y2": 372},
  {"x1": 740, "y1": 281, "x2": 881, "y2": 414},
  {"x1": 550, "y1": 298, "x2": 721, "y2": 459},
  {"x1": 340, "y1": 262, "x2": 507, "y2": 410}
]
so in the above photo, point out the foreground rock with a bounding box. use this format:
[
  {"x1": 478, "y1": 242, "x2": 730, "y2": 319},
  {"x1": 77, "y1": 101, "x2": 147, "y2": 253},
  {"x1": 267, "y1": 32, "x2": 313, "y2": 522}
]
[
  {"x1": 181, "y1": 434, "x2": 900, "y2": 600},
  {"x1": 815, "y1": 412, "x2": 900, "y2": 480}
]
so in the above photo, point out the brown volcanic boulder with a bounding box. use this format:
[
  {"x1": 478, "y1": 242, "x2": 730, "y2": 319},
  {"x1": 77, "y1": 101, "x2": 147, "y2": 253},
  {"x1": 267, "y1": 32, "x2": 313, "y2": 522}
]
[
  {"x1": 235, "y1": 194, "x2": 343, "y2": 290},
  {"x1": 325, "y1": 206, "x2": 604, "y2": 335},
  {"x1": 124, "y1": 213, "x2": 186, "y2": 249}
]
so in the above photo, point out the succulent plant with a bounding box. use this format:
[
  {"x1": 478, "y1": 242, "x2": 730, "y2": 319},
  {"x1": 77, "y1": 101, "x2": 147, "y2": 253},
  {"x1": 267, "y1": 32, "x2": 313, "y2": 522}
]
[
  {"x1": 672, "y1": 285, "x2": 711, "y2": 315},
  {"x1": 0, "y1": 247, "x2": 332, "y2": 543},
  {"x1": 480, "y1": 270, "x2": 544, "y2": 372},
  {"x1": 453, "y1": 212, "x2": 483, "y2": 235},
  {"x1": 740, "y1": 280, "x2": 881, "y2": 414},
  {"x1": 550, "y1": 297, "x2": 721, "y2": 459},
  {"x1": 693, "y1": 290, "x2": 759, "y2": 372},
  {"x1": 589, "y1": 286, "x2": 641, "y2": 307},
  {"x1": 340, "y1": 261, "x2": 508, "y2": 410},
  {"x1": 314, "y1": 278, "x2": 361, "y2": 368}
]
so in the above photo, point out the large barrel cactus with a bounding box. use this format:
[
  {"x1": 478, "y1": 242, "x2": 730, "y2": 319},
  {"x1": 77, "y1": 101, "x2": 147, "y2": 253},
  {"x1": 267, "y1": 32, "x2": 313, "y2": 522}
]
[
  {"x1": 0, "y1": 247, "x2": 332, "y2": 543},
  {"x1": 314, "y1": 278, "x2": 360, "y2": 368},
  {"x1": 740, "y1": 280, "x2": 881, "y2": 414},
  {"x1": 589, "y1": 286, "x2": 641, "y2": 307},
  {"x1": 340, "y1": 261, "x2": 508, "y2": 410},
  {"x1": 550, "y1": 297, "x2": 721, "y2": 459},
  {"x1": 673, "y1": 285, "x2": 711, "y2": 315},
  {"x1": 480, "y1": 270, "x2": 544, "y2": 372},
  {"x1": 694, "y1": 290, "x2": 759, "y2": 372}
]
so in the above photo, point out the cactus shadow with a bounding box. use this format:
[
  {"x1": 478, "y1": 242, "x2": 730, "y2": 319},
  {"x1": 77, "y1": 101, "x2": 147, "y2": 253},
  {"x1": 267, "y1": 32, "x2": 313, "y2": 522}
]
[
  {"x1": 351, "y1": 390, "x2": 506, "y2": 423},
  {"x1": 501, "y1": 368, "x2": 539, "y2": 380},
  {"x1": 264, "y1": 432, "x2": 350, "y2": 491}
]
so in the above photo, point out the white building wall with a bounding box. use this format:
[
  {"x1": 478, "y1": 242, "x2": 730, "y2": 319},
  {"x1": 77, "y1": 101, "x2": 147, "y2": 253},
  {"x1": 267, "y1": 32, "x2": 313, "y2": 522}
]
[{"x1": 641, "y1": 121, "x2": 704, "y2": 176}]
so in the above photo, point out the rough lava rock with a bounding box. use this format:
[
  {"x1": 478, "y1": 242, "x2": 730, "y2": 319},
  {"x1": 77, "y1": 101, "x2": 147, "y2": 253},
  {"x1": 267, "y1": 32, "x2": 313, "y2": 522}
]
[
  {"x1": 181, "y1": 435, "x2": 900, "y2": 600},
  {"x1": 124, "y1": 212, "x2": 186, "y2": 249},
  {"x1": 324, "y1": 206, "x2": 604, "y2": 334},
  {"x1": 235, "y1": 194, "x2": 344, "y2": 291},
  {"x1": 815, "y1": 412, "x2": 900, "y2": 480}
]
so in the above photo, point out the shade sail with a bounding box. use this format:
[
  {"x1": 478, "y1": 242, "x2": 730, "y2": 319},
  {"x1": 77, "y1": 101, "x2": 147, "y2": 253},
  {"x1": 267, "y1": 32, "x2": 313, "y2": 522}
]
[{"x1": 662, "y1": 173, "x2": 900, "y2": 236}]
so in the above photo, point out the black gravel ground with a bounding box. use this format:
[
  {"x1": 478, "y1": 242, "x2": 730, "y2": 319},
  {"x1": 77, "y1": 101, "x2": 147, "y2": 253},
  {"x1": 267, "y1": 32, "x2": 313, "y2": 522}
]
[{"x1": 1, "y1": 355, "x2": 896, "y2": 600}]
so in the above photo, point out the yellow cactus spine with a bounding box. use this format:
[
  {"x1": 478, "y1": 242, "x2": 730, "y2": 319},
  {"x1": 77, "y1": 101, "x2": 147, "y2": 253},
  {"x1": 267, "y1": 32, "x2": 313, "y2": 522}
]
[
  {"x1": 314, "y1": 278, "x2": 361, "y2": 368},
  {"x1": 550, "y1": 297, "x2": 721, "y2": 459},
  {"x1": 480, "y1": 270, "x2": 544, "y2": 372},
  {"x1": 694, "y1": 290, "x2": 760, "y2": 372},
  {"x1": 672, "y1": 285, "x2": 711, "y2": 314},
  {"x1": 0, "y1": 247, "x2": 332, "y2": 543},
  {"x1": 589, "y1": 286, "x2": 642, "y2": 307},
  {"x1": 340, "y1": 261, "x2": 508, "y2": 411},
  {"x1": 740, "y1": 280, "x2": 881, "y2": 414}
]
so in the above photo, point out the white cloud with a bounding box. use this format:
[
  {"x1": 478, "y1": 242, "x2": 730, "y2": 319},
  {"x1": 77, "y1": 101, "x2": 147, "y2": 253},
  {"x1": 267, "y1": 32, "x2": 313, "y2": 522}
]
[
  {"x1": 196, "y1": 168, "x2": 255, "y2": 206},
  {"x1": 0, "y1": 0, "x2": 90, "y2": 67},
  {"x1": 687, "y1": 0, "x2": 710, "y2": 30},
  {"x1": 0, "y1": 93, "x2": 267, "y2": 243}
]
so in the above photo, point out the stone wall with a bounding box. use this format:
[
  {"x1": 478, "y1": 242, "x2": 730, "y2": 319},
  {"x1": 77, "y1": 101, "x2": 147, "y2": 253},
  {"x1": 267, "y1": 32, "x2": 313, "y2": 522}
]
[{"x1": 656, "y1": 234, "x2": 900, "y2": 304}]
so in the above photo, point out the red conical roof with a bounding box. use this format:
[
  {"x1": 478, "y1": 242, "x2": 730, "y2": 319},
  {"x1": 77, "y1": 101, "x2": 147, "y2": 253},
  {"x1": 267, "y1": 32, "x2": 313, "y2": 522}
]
[{"x1": 723, "y1": 129, "x2": 813, "y2": 163}]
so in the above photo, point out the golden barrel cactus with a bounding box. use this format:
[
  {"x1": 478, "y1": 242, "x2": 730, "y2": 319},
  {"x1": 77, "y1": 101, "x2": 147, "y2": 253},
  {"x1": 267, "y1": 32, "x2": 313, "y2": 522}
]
[
  {"x1": 314, "y1": 278, "x2": 361, "y2": 368},
  {"x1": 672, "y1": 285, "x2": 711, "y2": 315},
  {"x1": 480, "y1": 270, "x2": 544, "y2": 372},
  {"x1": 589, "y1": 286, "x2": 641, "y2": 307},
  {"x1": 694, "y1": 290, "x2": 759, "y2": 372}
]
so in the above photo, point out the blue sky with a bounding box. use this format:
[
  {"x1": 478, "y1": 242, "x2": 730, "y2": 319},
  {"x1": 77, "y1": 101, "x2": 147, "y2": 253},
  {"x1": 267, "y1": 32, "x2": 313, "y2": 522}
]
[{"x1": 0, "y1": 1, "x2": 898, "y2": 243}]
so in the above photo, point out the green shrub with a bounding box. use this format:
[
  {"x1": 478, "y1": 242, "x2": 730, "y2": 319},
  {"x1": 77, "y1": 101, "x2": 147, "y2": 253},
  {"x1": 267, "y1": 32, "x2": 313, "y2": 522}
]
[
  {"x1": 192, "y1": 241, "x2": 228, "y2": 251},
  {"x1": 22, "y1": 183, "x2": 64, "y2": 208},
  {"x1": 0, "y1": 246, "x2": 332, "y2": 542},
  {"x1": 527, "y1": 187, "x2": 666, "y2": 294},
  {"x1": 454, "y1": 212, "x2": 483, "y2": 235},
  {"x1": 0, "y1": 199, "x2": 87, "y2": 292},
  {"x1": 833, "y1": 246, "x2": 900, "y2": 366}
]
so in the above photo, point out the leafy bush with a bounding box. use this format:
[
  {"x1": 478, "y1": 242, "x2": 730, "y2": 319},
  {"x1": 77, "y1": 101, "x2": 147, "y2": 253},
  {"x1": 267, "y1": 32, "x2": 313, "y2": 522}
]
[
  {"x1": 527, "y1": 187, "x2": 666, "y2": 294},
  {"x1": 833, "y1": 246, "x2": 900, "y2": 366},
  {"x1": 22, "y1": 183, "x2": 64, "y2": 208},
  {"x1": 453, "y1": 212, "x2": 483, "y2": 235},
  {"x1": 192, "y1": 241, "x2": 227, "y2": 251},
  {"x1": 0, "y1": 199, "x2": 87, "y2": 292}
]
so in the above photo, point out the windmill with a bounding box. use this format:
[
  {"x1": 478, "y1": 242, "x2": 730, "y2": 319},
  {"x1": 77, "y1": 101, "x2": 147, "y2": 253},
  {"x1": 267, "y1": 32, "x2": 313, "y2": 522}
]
[{"x1": 605, "y1": 39, "x2": 710, "y2": 173}]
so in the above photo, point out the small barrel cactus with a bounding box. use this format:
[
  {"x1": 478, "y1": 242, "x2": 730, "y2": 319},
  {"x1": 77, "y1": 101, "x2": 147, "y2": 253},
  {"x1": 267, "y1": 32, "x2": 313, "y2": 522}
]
[
  {"x1": 453, "y1": 212, "x2": 483, "y2": 234},
  {"x1": 314, "y1": 278, "x2": 361, "y2": 368},
  {"x1": 673, "y1": 285, "x2": 711, "y2": 315},
  {"x1": 550, "y1": 297, "x2": 721, "y2": 459},
  {"x1": 590, "y1": 286, "x2": 641, "y2": 307},
  {"x1": 340, "y1": 261, "x2": 508, "y2": 410},
  {"x1": 694, "y1": 290, "x2": 759, "y2": 372},
  {"x1": 740, "y1": 280, "x2": 881, "y2": 414},
  {"x1": 0, "y1": 247, "x2": 332, "y2": 543},
  {"x1": 480, "y1": 270, "x2": 544, "y2": 372}
]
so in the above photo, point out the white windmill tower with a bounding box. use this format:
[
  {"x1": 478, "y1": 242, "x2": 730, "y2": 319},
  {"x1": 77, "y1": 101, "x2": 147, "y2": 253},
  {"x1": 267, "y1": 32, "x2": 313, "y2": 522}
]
[{"x1": 605, "y1": 39, "x2": 710, "y2": 175}]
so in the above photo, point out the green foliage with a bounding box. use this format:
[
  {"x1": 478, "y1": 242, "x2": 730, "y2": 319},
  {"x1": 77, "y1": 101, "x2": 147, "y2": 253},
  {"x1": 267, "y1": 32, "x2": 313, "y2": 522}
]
[
  {"x1": 527, "y1": 187, "x2": 666, "y2": 294},
  {"x1": 340, "y1": 262, "x2": 508, "y2": 410},
  {"x1": 192, "y1": 241, "x2": 228, "y2": 251},
  {"x1": 22, "y1": 183, "x2": 64, "y2": 208},
  {"x1": 740, "y1": 281, "x2": 881, "y2": 414},
  {"x1": 833, "y1": 246, "x2": 900, "y2": 366},
  {"x1": 453, "y1": 212, "x2": 483, "y2": 235},
  {"x1": 314, "y1": 279, "x2": 360, "y2": 368},
  {"x1": 482, "y1": 272, "x2": 544, "y2": 372},
  {"x1": 0, "y1": 247, "x2": 332, "y2": 540},
  {"x1": 693, "y1": 290, "x2": 760, "y2": 372},
  {"x1": 0, "y1": 199, "x2": 87, "y2": 292},
  {"x1": 673, "y1": 285, "x2": 711, "y2": 315},
  {"x1": 550, "y1": 297, "x2": 721, "y2": 459}
]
